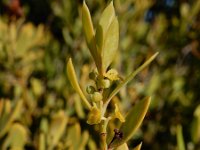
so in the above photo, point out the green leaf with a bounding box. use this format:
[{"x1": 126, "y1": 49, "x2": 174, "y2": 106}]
[
  {"x1": 133, "y1": 142, "x2": 142, "y2": 150},
  {"x1": 48, "y1": 111, "x2": 68, "y2": 149},
  {"x1": 109, "y1": 97, "x2": 151, "y2": 148},
  {"x1": 0, "y1": 99, "x2": 23, "y2": 138},
  {"x1": 82, "y1": 1, "x2": 102, "y2": 73},
  {"x1": 191, "y1": 117, "x2": 200, "y2": 143},
  {"x1": 105, "y1": 52, "x2": 158, "y2": 106},
  {"x1": 177, "y1": 125, "x2": 186, "y2": 150},
  {"x1": 39, "y1": 132, "x2": 45, "y2": 150},
  {"x1": 115, "y1": 143, "x2": 129, "y2": 150},
  {"x1": 95, "y1": 1, "x2": 115, "y2": 50},
  {"x1": 191, "y1": 105, "x2": 200, "y2": 143},
  {"x1": 3, "y1": 123, "x2": 27, "y2": 149},
  {"x1": 95, "y1": 1, "x2": 118, "y2": 73},
  {"x1": 102, "y1": 17, "x2": 119, "y2": 72},
  {"x1": 79, "y1": 131, "x2": 89, "y2": 149},
  {"x1": 67, "y1": 58, "x2": 91, "y2": 110},
  {"x1": 67, "y1": 123, "x2": 81, "y2": 149}
]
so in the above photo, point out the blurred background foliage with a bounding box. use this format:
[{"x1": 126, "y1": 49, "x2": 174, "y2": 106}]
[{"x1": 0, "y1": 0, "x2": 200, "y2": 149}]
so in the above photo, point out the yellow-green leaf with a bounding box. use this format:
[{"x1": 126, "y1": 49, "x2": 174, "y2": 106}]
[
  {"x1": 133, "y1": 142, "x2": 142, "y2": 150},
  {"x1": 109, "y1": 97, "x2": 151, "y2": 148},
  {"x1": 79, "y1": 131, "x2": 89, "y2": 149},
  {"x1": 67, "y1": 123, "x2": 81, "y2": 149},
  {"x1": 0, "y1": 99, "x2": 23, "y2": 138},
  {"x1": 105, "y1": 52, "x2": 158, "y2": 106},
  {"x1": 191, "y1": 105, "x2": 200, "y2": 143},
  {"x1": 177, "y1": 125, "x2": 185, "y2": 150},
  {"x1": 87, "y1": 106, "x2": 101, "y2": 125},
  {"x1": 67, "y1": 58, "x2": 91, "y2": 110},
  {"x1": 115, "y1": 143, "x2": 129, "y2": 150},
  {"x1": 102, "y1": 17, "x2": 119, "y2": 72},
  {"x1": 114, "y1": 104, "x2": 125, "y2": 123},
  {"x1": 82, "y1": 1, "x2": 102, "y2": 73},
  {"x1": 39, "y1": 132, "x2": 45, "y2": 150},
  {"x1": 96, "y1": 1, "x2": 115, "y2": 51},
  {"x1": 48, "y1": 111, "x2": 68, "y2": 149},
  {"x1": 95, "y1": 1, "x2": 118, "y2": 73},
  {"x1": 3, "y1": 123, "x2": 27, "y2": 150}
]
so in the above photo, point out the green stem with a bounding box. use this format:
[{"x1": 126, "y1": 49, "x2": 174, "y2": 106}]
[
  {"x1": 100, "y1": 117, "x2": 111, "y2": 150},
  {"x1": 103, "y1": 52, "x2": 159, "y2": 113}
]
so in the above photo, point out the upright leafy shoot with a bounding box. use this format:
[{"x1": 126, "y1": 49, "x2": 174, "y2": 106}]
[{"x1": 67, "y1": 1, "x2": 158, "y2": 149}]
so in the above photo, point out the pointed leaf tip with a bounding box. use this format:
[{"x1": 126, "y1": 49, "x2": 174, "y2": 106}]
[
  {"x1": 106, "y1": 52, "x2": 158, "y2": 105},
  {"x1": 95, "y1": 0, "x2": 118, "y2": 73},
  {"x1": 110, "y1": 97, "x2": 151, "y2": 148},
  {"x1": 82, "y1": 1, "x2": 102, "y2": 74},
  {"x1": 133, "y1": 142, "x2": 142, "y2": 150},
  {"x1": 67, "y1": 58, "x2": 92, "y2": 110}
]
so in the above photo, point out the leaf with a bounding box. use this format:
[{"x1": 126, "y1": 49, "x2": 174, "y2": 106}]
[
  {"x1": 133, "y1": 142, "x2": 142, "y2": 150},
  {"x1": 82, "y1": 1, "x2": 102, "y2": 73},
  {"x1": 79, "y1": 131, "x2": 89, "y2": 150},
  {"x1": 39, "y1": 132, "x2": 45, "y2": 150},
  {"x1": 102, "y1": 17, "x2": 119, "y2": 72},
  {"x1": 67, "y1": 58, "x2": 91, "y2": 110},
  {"x1": 31, "y1": 78, "x2": 44, "y2": 97},
  {"x1": 3, "y1": 123, "x2": 27, "y2": 150},
  {"x1": 95, "y1": 1, "x2": 118, "y2": 73},
  {"x1": 67, "y1": 123, "x2": 81, "y2": 149},
  {"x1": 74, "y1": 95, "x2": 85, "y2": 119},
  {"x1": 96, "y1": 1, "x2": 115, "y2": 51},
  {"x1": 48, "y1": 111, "x2": 68, "y2": 149},
  {"x1": 105, "y1": 52, "x2": 158, "y2": 106},
  {"x1": 115, "y1": 143, "x2": 129, "y2": 150},
  {"x1": 0, "y1": 99, "x2": 23, "y2": 138},
  {"x1": 177, "y1": 125, "x2": 185, "y2": 150},
  {"x1": 191, "y1": 105, "x2": 200, "y2": 143},
  {"x1": 109, "y1": 97, "x2": 151, "y2": 148}
]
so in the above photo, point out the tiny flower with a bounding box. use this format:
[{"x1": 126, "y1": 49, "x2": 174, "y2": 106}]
[
  {"x1": 104, "y1": 69, "x2": 119, "y2": 81},
  {"x1": 91, "y1": 92, "x2": 103, "y2": 102},
  {"x1": 86, "y1": 85, "x2": 96, "y2": 94},
  {"x1": 101, "y1": 79, "x2": 111, "y2": 88},
  {"x1": 96, "y1": 78, "x2": 111, "y2": 89},
  {"x1": 87, "y1": 105, "x2": 101, "y2": 125},
  {"x1": 89, "y1": 71, "x2": 98, "y2": 80},
  {"x1": 114, "y1": 104, "x2": 125, "y2": 122}
]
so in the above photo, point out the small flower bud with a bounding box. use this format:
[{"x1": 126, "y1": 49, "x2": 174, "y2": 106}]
[
  {"x1": 91, "y1": 92, "x2": 103, "y2": 102},
  {"x1": 87, "y1": 106, "x2": 101, "y2": 125},
  {"x1": 102, "y1": 79, "x2": 111, "y2": 88},
  {"x1": 86, "y1": 86, "x2": 95, "y2": 94},
  {"x1": 89, "y1": 71, "x2": 98, "y2": 80},
  {"x1": 97, "y1": 78, "x2": 111, "y2": 89},
  {"x1": 114, "y1": 104, "x2": 125, "y2": 122}
]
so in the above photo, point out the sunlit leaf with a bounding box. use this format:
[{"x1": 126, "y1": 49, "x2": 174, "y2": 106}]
[
  {"x1": 48, "y1": 111, "x2": 68, "y2": 149},
  {"x1": 0, "y1": 99, "x2": 23, "y2": 138},
  {"x1": 95, "y1": 1, "x2": 118, "y2": 73},
  {"x1": 79, "y1": 131, "x2": 89, "y2": 149},
  {"x1": 67, "y1": 58, "x2": 91, "y2": 110},
  {"x1": 87, "y1": 106, "x2": 101, "y2": 125},
  {"x1": 102, "y1": 17, "x2": 119, "y2": 72},
  {"x1": 133, "y1": 142, "x2": 142, "y2": 150},
  {"x1": 115, "y1": 143, "x2": 129, "y2": 150},
  {"x1": 82, "y1": 1, "x2": 102, "y2": 73},
  {"x1": 191, "y1": 105, "x2": 200, "y2": 143},
  {"x1": 109, "y1": 97, "x2": 151, "y2": 148},
  {"x1": 67, "y1": 123, "x2": 81, "y2": 149},
  {"x1": 114, "y1": 104, "x2": 125, "y2": 122},
  {"x1": 96, "y1": 1, "x2": 115, "y2": 51},
  {"x1": 39, "y1": 132, "x2": 45, "y2": 150},
  {"x1": 105, "y1": 52, "x2": 158, "y2": 105},
  {"x1": 177, "y1": 125, "x2": 185, "y2": 150},
  {"x1": 3, "y1": 123, "x2": 27, "y2": 149}
]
